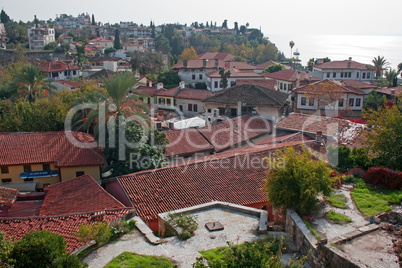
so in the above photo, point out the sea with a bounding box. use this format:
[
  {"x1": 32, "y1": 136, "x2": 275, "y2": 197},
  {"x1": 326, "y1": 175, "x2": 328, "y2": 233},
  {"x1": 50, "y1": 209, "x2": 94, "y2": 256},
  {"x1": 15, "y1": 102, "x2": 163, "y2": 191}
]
[{"x1": 268, "y1": 34, "x2": 402, "y2": 70}]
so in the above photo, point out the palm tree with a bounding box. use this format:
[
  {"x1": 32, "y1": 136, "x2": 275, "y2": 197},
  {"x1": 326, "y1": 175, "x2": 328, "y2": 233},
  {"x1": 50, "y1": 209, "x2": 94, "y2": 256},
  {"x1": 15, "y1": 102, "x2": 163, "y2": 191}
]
[
  {"x1": 384, "y1": 68, "x2": 399, "y2": 88},
  {"x1": 372, "y1": 56, "x2": 389, "y2": 79},
  {"x1": 398, "y1": 62, "x2": 402, "y2": 73},
  {"x1": 289, "y1": 41, "x2": 295, "y2": 59},
  {"x1": 8, "y1": 65, "x2": 54, "y2": 102},
  {"x1": 73, "y1": 72, "x2": 149, "y2": 136}
]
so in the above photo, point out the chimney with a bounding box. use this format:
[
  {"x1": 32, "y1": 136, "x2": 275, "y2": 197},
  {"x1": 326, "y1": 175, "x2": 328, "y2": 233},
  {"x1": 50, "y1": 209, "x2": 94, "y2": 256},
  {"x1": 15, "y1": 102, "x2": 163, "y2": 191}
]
[
  {"x1": 316, "y1": 131, "x2": 323, "y2": 144},
  {"x1": 148, "y1": 81, "x2": 153, "y2": 87},
  {"x1": 203, "y1": 59, "x2": 207, "y2": 68},
  {"x1": 179, "y1": 81, "x2": 185, "y2": 89},
  {"x1": 348, "y1": 57, "x2": 352, "y2": 62},
  {"x1": 215, "y1": 59, "x2": 219, "y2": 68},
  {"x1": 183, "y1": 60, "x2": 188, "y2": 67},
  {"x1": 157, "y1": 82, "x2": 163, "y2": 90},
  {"x1": 296, "y1": 72, "x2": 301, "y2": 88}
]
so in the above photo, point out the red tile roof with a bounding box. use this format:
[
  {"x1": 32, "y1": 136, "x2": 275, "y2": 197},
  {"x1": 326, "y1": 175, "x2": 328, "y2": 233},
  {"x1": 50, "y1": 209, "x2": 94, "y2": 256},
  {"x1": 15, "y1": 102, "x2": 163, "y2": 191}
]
[
  {"x1": 254, "y1": 61, "x2": 292, "y2": 70},
  {"x1": 0, "y1": 186, "x2": 18, "y2": 207},
  {"x1": 54, "y1": 79, "x2": 84, "y2": 89},
  {"x1": 263, "y1": 70, "x2": 318, "y2": 82},
  {"x1": 0, "y1": 208, "x2": 135, "y2": 252},
  {"x1": 0, "y1": 131, "x2": 105, "y2": 167},
  {"x1": 154, "y1": 87, "x2": 180, "y2": 97},
  {"x1": 40, "y1": 175, "x2": 126, "y2": 216},
  {"x1": 198, "y1": 52, "x2": 235, "y2": 61},
  {"x1": 314, "y1": 59, "x2": 374, "y2": 70},
  {"x1": 376, "y1": 87, "x2": 402, "y2": 96},
  {"x1": 341, "y1": 80, "x2": 377, "y2": 89},
  {"x1": 116, "y1": 141, "x2": 322, "y2": 220},
  {"x1": 39, "y1": 60, "x2": 80, "y2": 73},
  {"x1": 137, "y1": 85, "x2": 158, "y2": 97},
  {"x1": 174, "y1": 88, "x2": 214, "y2": 101},
  {"x1": 228, "y1": 61, "x2": 255, "y2": 71},
  {"x1": 197, "y1": 115, "x2": 272, "y2": 152},
  {"x1": 255, "y1": 132, "x2": 314, "y2": 146},
  {"x1": 293, "y1": 80, "x2": 367, "y2": 95},
  {"x1": 165, "y1": 129, "x2": 214, "y2": 157},
  {"x1": 236, "y1": 79, "x2": 277, "y2": 90}
]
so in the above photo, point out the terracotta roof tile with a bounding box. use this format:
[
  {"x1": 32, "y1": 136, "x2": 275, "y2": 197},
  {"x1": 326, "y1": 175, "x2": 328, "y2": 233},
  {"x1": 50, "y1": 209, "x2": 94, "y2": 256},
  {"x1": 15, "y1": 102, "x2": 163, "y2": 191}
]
[
  {"x1": 341, "y1": 80, "x2": 377, "y2": 89},
  {"x1": 376, "y1": 87, "x2": 402, "y2": 96},
  {"x1": 117, "y1": 141, "x2": 322, "y2": 220},
  {"x1": 174, "y1": 88, "x2": 214, "y2": 101},
  {"x1": 0, "y1": 186, "x2": 18, "y2": 207},
  {"x1": 165, "y1": 129, "x2": 214, "y2": 157},
  {"x1": 171, "y1": 59, "x2": 225, "y2": 69},
  {"x1": 39, "y1": 175, "x2": 126, "y2": 216},
  {"x1": 0, "y1": 208, "x2": 135, "y2": 252},
  {"x1": 263, "y1": 70, "x2": 317, "y2": 82},
  {"x1": 254, "y1": 61, "x2": 292, "y2": 70},
  {"x1": 314, "y1": 60, "x2": 374, "y2": 70},
  {"x1": 39, "y1": 60, "x2": 80, "y2": 73},
  {"x1": 198, "y1": 52, "x2": 235, "y2": 61},
  {"x1": 293, "y1": 80, "x2": 367, "y2": 95},
  {"x1": 0, "y1": 131, "x2": 105, "y2": 167},
  {"x1": 154, "y1": 87, "x2": 180, "y2": 97},
  {"x1": 203, "y1": 84, "x2": 288, "y2": 107},
  {"x1": 206, "y1": 68, "x2": 262, "y2": 78},
  {"x1": 236, "y1": 79, "x2": 277, "y2": 90}
]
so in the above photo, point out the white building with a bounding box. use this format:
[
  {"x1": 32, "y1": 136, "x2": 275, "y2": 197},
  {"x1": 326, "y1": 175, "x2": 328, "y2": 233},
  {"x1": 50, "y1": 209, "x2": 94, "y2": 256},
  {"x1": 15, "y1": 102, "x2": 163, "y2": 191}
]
[
  {"x1": 311, "y1": 57, "x2": 375, "y2": 82},
  {"x1": 27, "y1": 26, "x2": 55, "y2": 51}
]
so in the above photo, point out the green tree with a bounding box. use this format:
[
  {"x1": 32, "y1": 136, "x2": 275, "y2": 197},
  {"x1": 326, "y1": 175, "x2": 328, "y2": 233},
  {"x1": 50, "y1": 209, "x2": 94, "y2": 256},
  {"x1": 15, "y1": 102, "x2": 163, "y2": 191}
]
[
  {"x1": 307, "y1": 58, "x2": 315, "y2": 71},
  {"x1": 222, "y1": 19, "x2": 228, "y2": 28},
  {"x1": 114, "y1": 28, "x2": 121, "y2": 50},
  {"x1": 155, "y1": 34, "x2": 171, "y2": 54},
  {"x1": 43, "y1": 41, "x2": 58, "y2": 51},
  {"x1": 157, "y1": 70, "x2": 181, "y2": 89},
  {"x1": 0, "y1": 9, "x2": 10, "y2": 23},
  {"x1": 10, "y1": 230, "x2": 83, "y2": 268},
  {"x1": 0, "y1": 231, "x2": 15, "y2": 267},
  {"x1": 384, "y1": 68, "x2": 400, "y2": 87},
  {"x1": 263, "y1": 64, "x2": 285, "y2": 73},
  {"x1": 398, "y1": 62, "x2": 402, "y2": 73},
  {"x1": 363, "y1": 90, "x2": 386, "y2": 110},
  {"x1": 91, "y1": 14, "x2": 96, "y2": 25},
  {"x1": 327, "y1": 145, "x2": 353, "y2": 172},
  {"x1": 7, "y1": 64, "x2": 54, "y2": 102},
  {"x1": 289, "y1": 40, "x2": 295, "y2": 58},
  {"x1": 179, "y1": 46, "x2": 199, "y2": 61},
  {"x1": 372, "y1": 56, "x2": 389, "y2": 79},
  {"x1": 363, "y1": 104, "x2": 402, "y2": 170},
  {"x1": 75, "y1": 222, "x2": 111, "y2": 245},
  {"x1": 219, "y1": 69, "x2": 231, "y2": 89},
  {"x1": 130, "y1": 51, "x2": 164, "y2": 75},
  {"x1": 265, "y1": 146, "x2": 333, "y2": 216}
]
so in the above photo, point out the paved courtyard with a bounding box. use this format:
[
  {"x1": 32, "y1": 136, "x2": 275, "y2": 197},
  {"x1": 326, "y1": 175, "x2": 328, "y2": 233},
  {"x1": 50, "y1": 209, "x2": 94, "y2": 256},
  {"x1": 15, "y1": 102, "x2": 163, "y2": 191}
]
[{"x1": 83, "y1": 207, "x2": 264, "y2": 267}]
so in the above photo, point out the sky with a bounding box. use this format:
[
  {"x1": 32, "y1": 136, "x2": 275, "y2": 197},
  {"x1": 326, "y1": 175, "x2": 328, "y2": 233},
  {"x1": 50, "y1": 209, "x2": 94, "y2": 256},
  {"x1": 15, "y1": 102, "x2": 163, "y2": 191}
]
[{"x1": 2, "y1": 0, "x2": 402, "y2": 36}]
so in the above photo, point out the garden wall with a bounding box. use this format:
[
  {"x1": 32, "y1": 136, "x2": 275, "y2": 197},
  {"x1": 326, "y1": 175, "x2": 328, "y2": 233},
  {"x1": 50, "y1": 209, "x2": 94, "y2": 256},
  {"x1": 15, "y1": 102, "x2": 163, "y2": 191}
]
[{"x1": 285, "y1": 210, "x2": 361, "y2": 268}]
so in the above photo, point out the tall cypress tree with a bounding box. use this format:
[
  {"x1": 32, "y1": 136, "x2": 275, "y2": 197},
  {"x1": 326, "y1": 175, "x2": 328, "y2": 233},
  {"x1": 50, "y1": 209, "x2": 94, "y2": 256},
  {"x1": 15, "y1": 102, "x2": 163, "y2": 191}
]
[
  {"x1": 114, "y1": 28, "x2": 121, "y2": 50},
  {"x1": 91, "y1": 14, "x2": 96, "y2": 25},
  {"x1": 0, "y1": 9, "x2": 10, "y2": 24}
]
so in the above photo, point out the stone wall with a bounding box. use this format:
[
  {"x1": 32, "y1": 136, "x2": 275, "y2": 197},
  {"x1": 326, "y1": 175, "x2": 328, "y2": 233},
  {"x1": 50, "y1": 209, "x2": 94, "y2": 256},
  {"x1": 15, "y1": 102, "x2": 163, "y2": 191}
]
[
  {"x1": 0, "y1": 49, "x2": 70, "y2": 66},
  {"x1": 285, "y1": 210, "x2": 361, "y2": 268}
]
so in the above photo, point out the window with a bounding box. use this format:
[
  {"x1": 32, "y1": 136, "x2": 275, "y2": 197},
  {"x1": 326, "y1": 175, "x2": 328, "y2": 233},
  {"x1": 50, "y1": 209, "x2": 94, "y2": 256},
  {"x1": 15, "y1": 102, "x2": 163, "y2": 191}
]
[
  {"x1": 340, "y1": 72, "x2": 344, "y2": 78},
  {"x1": 301, "y1": 96, "x2": 307, "y2": 106},
  {"x1": 348, "y1": 72, "x2": 352, "y2": 78},
  {"x1": 192, "y1": 74, "x2": 196, "y2": 80},
  {"x1": 75, "y1": 171, "x2": 85, "y2": 177},
  {"x1": 362, "y1": 73, "x2": 366, "y2": 79},
  {"x1": 367, "y1": 72, "x2": 371, "y2": 79},
  {"x1": 1, "y1": 179, "x2": 11, "y2": 183},
  {"x1": 207, "y1": 109, "x2": 211, "y2": 113},
  {"x1": 308, "y1": 98, "x2": 314, "y2": 106},
  {"x1": 357, "y1": 72, "x2": 359, "y2": 79},
  {"x1": 284, "y1": 84, "x2": 287, "y2": 91},
  {"x1": 43, "y1": 164, "x2": 50, "y2": 170},
  {"x1": 214, "y1": 81, "x2": 218, "y2": 88},
  {"x1": 64, "y1": 71, "x2": 68, "y2": 76},
  {"x1": 349, "y1": 98, "x2": 355, "y2": 106},
  {"x1": 73, "y1": 70, "x2": 77, "y2": 75},
  {"x1": 338, "y1": 99, "x2": 344, "y2": 107},
  {"x1": 280, "y1": 83, "x2": 283, "y2": 90},
  {"x1": 193, "y1": 104, "x2": 198, "y2": 112},
  {"x1": 23, "y1": 165, "x2": 31, "y2": 172},
  {"x1": 179, "y1": 105, "x2": 183, "y2": 112},
  {"x1": 333, "y1": 72, "x2": 336, "y2": 78},
  {"x1": 188, "y1": 104, "x2": 193, "y2": 112},
  {"x1": 1, "y1": 166, "x2": 9, "y2": 174},
  {"x1": 52, "y1": 72, "x2": 59, "y2": 78},
  {"x1": 199, "y1": 74, "x2": 203, "y2": 80},
  {"x1": 326, "y1": 73, "x2": 330, "y2": 78},
  {"x1": 158, "y1": 98, "x2": 165, "y2": 105},
  {"x1": 167, "y1": 99, "x2": 171, "y2": 106},
  {"x1": 355, "y1": 98, "x2": 361, "y2": 107}
]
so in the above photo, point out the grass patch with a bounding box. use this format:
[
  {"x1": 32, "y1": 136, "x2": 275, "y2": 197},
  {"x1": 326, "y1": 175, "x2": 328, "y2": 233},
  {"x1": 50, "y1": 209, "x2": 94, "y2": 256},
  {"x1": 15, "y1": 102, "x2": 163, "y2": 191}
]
[
  {"x1": 199, "y1": 245, "x2": 229, "y2": 262},
  {"x1": 327, "y1": 211, "x2": 352, "y2": 223},
  {"x1": 104, "y1": 252, "x2": 175, "y2": 268},
  {"x1": 351, "y1": 179, "x2": 402, "y2": 216},
  {"x1": 303, "y1": 220, "x2": 321, "y2": 241},
  {"x1": 327, "y1": 193, "x2": 347, "y2": 208}
]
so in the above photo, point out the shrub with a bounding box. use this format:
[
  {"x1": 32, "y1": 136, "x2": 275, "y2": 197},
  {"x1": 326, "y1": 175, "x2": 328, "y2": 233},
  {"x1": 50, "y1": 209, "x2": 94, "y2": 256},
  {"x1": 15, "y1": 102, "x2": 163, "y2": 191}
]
[
  {"x1": 343, "y1": 174, "x2": 358, "y2": 184},
  {"x1": 166, "y1": 213, "x2": 198, "y2": 240},
  {"x1": 110, "y1": 219, "x2": 136, "y2": 239},
  {"x1": 75, "y1": 222, "x2": 112, "y2": 245},
  {"x1": 363, "y1": 167, "x2": 402, "y2": 190},
  {"x1": 346, "y1": 168, "x2": 366, "y2": 178}
]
